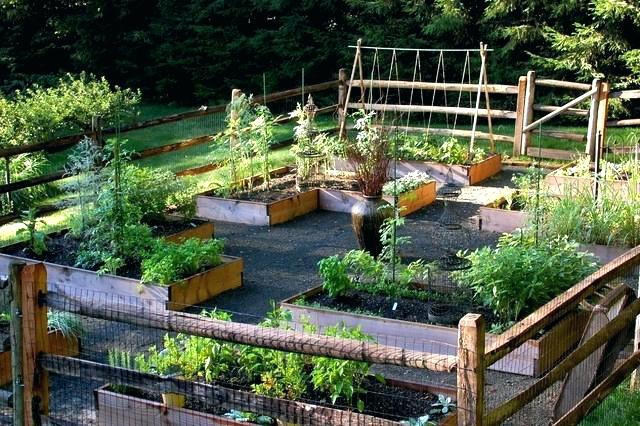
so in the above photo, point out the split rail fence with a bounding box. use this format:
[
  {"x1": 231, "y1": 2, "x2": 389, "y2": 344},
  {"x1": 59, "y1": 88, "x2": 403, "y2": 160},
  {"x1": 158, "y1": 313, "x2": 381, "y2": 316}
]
[
  {"x1": 1, "y1": 245, "x2": 640, "y2": 425},
  {"x1": 0, "y1": 80, "x2": 339, "y2": 222}
]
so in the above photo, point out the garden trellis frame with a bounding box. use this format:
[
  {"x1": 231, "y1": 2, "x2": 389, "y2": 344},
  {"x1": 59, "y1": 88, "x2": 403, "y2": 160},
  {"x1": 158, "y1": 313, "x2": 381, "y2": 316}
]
[{"x1": 338, "y1": 39, "x2": 500, "y2": 155}]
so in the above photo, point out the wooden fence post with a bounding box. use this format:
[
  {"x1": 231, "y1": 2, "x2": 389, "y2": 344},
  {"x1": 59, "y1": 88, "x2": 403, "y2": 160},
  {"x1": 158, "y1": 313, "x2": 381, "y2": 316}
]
[
  {"x1": 458, "y1": 313, "x2": 485, "y2": 426},
  {"x1": 631, "y1": 274, "x2": 640, "y2": 390},
  {"x1": 521, "y1": 71, "x2": 536, "y2": 155},
  {"x1": 595, "y1": 81, "x2": 610, "y2": 158},
  {"x1": 512, "y1": 76, "x2": 527, "y2": 157},
  {"x1": 20, "y1": 263, "x2": 48, "y2": 426},
  {"x1": 586, "y1": 78, "x2": 602, "y2": 160},
  {"x1": 10, "y1": 262, "x2": 25, "y2": 426},
  {"x1": 338, "y1": 68, "x2": 347, "y2": 125}
]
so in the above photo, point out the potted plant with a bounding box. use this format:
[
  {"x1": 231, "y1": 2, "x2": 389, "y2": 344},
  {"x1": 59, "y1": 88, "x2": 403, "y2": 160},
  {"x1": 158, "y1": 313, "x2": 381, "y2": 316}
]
[{"x1": 347, "y1": 110, "x2": 392, "y2": 257}]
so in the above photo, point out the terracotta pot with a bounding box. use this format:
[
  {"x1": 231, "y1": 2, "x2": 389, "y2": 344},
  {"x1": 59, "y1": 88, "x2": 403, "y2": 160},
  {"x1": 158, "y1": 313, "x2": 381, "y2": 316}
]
[{"x1": 351, "y1": 195, "x2": 392, "y2": 257}]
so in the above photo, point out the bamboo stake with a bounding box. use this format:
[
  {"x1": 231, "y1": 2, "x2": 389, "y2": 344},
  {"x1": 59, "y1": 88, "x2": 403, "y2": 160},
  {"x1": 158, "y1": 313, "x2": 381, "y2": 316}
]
[
  {"x1": 631, "y1": 273, "x2": 640, "y2": 390},
  {"x1": 469, "y1": 42, "x2": 486, "y2": 156},
  {"x1": 357, "y1": 39, "x2": 366, "y2": 109},
  {"x1": 480, "y1": 44, "x2": 495, "y2": 152}
]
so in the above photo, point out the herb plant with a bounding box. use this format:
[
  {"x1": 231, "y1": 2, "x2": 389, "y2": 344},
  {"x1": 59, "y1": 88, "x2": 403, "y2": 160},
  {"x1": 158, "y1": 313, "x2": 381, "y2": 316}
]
[
  {"x1": 397, "y1": 134, "x2": 486, "y2": 165},
  {"x1": 382, "y1": 171, "x2": 433, "y2": 196},
  {"x1": 453, "y1": 232, "x2": 597, "y2": 325},
  {"x1": 141, "y1": 238, "x2": 225, "y2": 285},
  {"x1": 47, "y1": 310, "x2": 85, "y2": 339},
  {"x1": 17, "y1": 208, "x2": 47, "y2": 256}
]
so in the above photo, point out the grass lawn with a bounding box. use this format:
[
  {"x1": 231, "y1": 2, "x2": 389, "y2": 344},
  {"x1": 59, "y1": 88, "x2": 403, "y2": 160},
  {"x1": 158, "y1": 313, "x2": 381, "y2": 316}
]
[{"x1": 580, "y1": 380, "x2": 640, "y2": 425}]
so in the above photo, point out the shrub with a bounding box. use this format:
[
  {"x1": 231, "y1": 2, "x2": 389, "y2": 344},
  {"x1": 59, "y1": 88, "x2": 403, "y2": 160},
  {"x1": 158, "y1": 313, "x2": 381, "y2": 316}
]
[{"x1": 382, "y1": 171, "x2": 433, "y2": 196}]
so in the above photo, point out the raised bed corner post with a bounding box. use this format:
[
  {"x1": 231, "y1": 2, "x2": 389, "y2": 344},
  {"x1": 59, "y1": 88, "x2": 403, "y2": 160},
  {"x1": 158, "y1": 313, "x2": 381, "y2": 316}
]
[
  {"x1": 457, "y1": 313, "x2": 485, "y2": 426},
  {"x1": 512, "y1": 76, "x2": 527, "y2": 157},
  {"x1": 586, "y1": 78, "x2": 602, "y2": 160},
  {"x1": 521, "y1": 71, "x2": 536, "y2": 156},
  {"x1": 13, "y1": 262, "x2": 49, "y2": 426}
]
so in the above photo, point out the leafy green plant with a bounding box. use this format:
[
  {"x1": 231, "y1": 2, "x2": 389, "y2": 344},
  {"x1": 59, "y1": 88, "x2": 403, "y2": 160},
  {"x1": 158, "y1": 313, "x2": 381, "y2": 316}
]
[
  {"x1": 430, "y1": 394, "x2": 456, "y2": 415},
  {"x1": 401, "y1": 415, "x2": 435, "y2": 426},
  {"x1": 454, "y1": 232, "x2": 598, "y2": 324},
  {"x1": 141, "y1": 238, "x2": 225, "y2": 285},
  {"x1": 47, "y1": 310, "x2": 85, "y2": 339},
  {"x1": 318, "y1": 255, "x2": 352, "y2": 298},
  {"x1": 397, "y1": 134, "x2": 486, "y2": 165},
  {"x1": 310, "y1": 323, "x2": 375, "y2": 411},
  {"x1": 16, "y1": 208, "x2": 47, "y2": 256},
  {"x1": 107, "y1": 349, "x2": 137, "y2": 394},
  {"x1": 224, "y1": 410, "x2": 273, "y2": 425},
  {"x1": 382, "y1": 171, "x2": 433, "y2": 196}
]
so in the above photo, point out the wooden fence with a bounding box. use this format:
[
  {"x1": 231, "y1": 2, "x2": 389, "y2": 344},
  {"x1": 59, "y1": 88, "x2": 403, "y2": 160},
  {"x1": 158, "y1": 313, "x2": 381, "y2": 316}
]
[
  {"x1": 4, "y1": 245, "x2": 640, "y2": 425},
  {"x1": 0, "y1": 80, "x2": 339, "y2": 222},
  {"x1": 338, "y1": 66, "x2": 640, "y2": 162}
]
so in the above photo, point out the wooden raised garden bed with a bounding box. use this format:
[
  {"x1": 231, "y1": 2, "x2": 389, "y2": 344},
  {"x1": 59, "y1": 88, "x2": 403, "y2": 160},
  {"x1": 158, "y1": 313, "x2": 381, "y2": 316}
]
[
  {"x1": 318, "y1": 180, "x2": 437, "y2": 217},
  {"x1": 0, "y1": 250, "x2": 243, "y2": 312},
  {"x1": 334, "y1": 154, "x2": 502, "y2": 186},
  {"x1": 0, "y1": 329, "x2": 79, "y2": 386},
  {"x1": 94, "y1": 376, "x2": 456, "y2": 426},
  {"x1": 196, "y1": 166, "x2": 437, "y2": 225},
  {"x1": 281, "y1": 285, "x2": 590, "y2": 377},
  {"x1": 545, "y1": 162, "x2": 640, "y2": 198},
  {"x1": 160, "y1": 215, "x2": 215, "y2": 243},
  {"x1": 475, "y1": 196, "x2": 528, "y2": 234}
]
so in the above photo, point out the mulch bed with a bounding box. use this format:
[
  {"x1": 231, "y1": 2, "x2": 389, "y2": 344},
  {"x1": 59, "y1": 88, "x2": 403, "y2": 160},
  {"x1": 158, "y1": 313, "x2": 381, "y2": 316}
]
[{"x1": 307, "y1": 289, "x2": 495, "y2": 327}]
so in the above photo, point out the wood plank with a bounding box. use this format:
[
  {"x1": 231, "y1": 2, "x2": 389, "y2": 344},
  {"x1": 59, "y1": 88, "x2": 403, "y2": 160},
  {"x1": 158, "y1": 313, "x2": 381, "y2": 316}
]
[
  {"x1": 535, "y1": 310, "x2": 590, "y2": 377},
  {"x1": 531, "y1": 129, "x2": 586, "y2": 142},
  {"x1": 609, "y1": 90, "x2": 640, "y2": 99},
  {"x1": 468, "y1": 154, "x2": 502, "y2": 185},
  {"x1": 553, "y1": 351, "x2": 640, "y2": 426},
  {"x1": 267, "y1": 189, "x2": 318, "y2": 225},
  {"x1": 553, "y1": 307, "x2": 609, "y2": 420},
  {"x1": 21, "y1": 263, "x2": 49, "y2": 422},
  {"x1": 196, "y1": 195, "x2": 270, "y2": 226},
  {"x1": 163, "y1": 221, "x2": 215, "y2": 243},
  {"x1": 46, "y1": 293, "x2": 457, "y2": 371},
  {"x1": 96, "y1": 387, "x2": 247, "y2": 426},
  {"x1": 0, "y1": 170, "x2": 66, "y2": 194},
  {"x1": 42, "y1": 356, "x2": 402, "y2": 426},
  {"x1": 513, "y1": 76, "x2": 527, "y2": 157},
  {"x1": 477, "y1": 205, "x2": 528, "y2": 233},
  {"x1": 524, "y1": 87, "x2": 597, "y2": 132},
  {"x1": 485, "y1": 245, "x2": 640, "y2": 366},
  {"x1": 132, "y1": 135, "x2": 215, "y2": 160},
  {"x1": 167, "y1": 256, "x2": 243, "y2": 311},
  {"x1": 536, "y1": 79, "x2": 592, "y2": 91},
  {"x1": 606, "y1": 118, "x2": 640, "y2": 127},
  {"x1": 347, "y1": 103, "x2": 517, "y2": 119},
  {"x1": 347, "y1": 79, "x2": 519, "y2": 95},
  {"x1": 533, "y1": 105, "x2": 589, "y2": 117},
  {"x1": 525, "y1": 147, "x2": 579, "y2": 160}
]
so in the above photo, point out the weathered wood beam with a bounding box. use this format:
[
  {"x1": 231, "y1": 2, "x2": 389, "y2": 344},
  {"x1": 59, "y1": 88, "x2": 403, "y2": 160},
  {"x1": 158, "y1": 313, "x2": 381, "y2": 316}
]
[
  {"x1": 533, "y1": 104, "x2": 589, "y2": 117},
  {"x1": 347, "y1": 80, "x2": 518, "y2": 95},
  {"x1": 46, "y1": 292, "x2": 457, "y2": 372},
  {"x1": 536, "y1": 79, "x2": 592, "y2": 91},
  {"x1": 347, "y1": 103, "x2": 516, "y2": 119}
]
